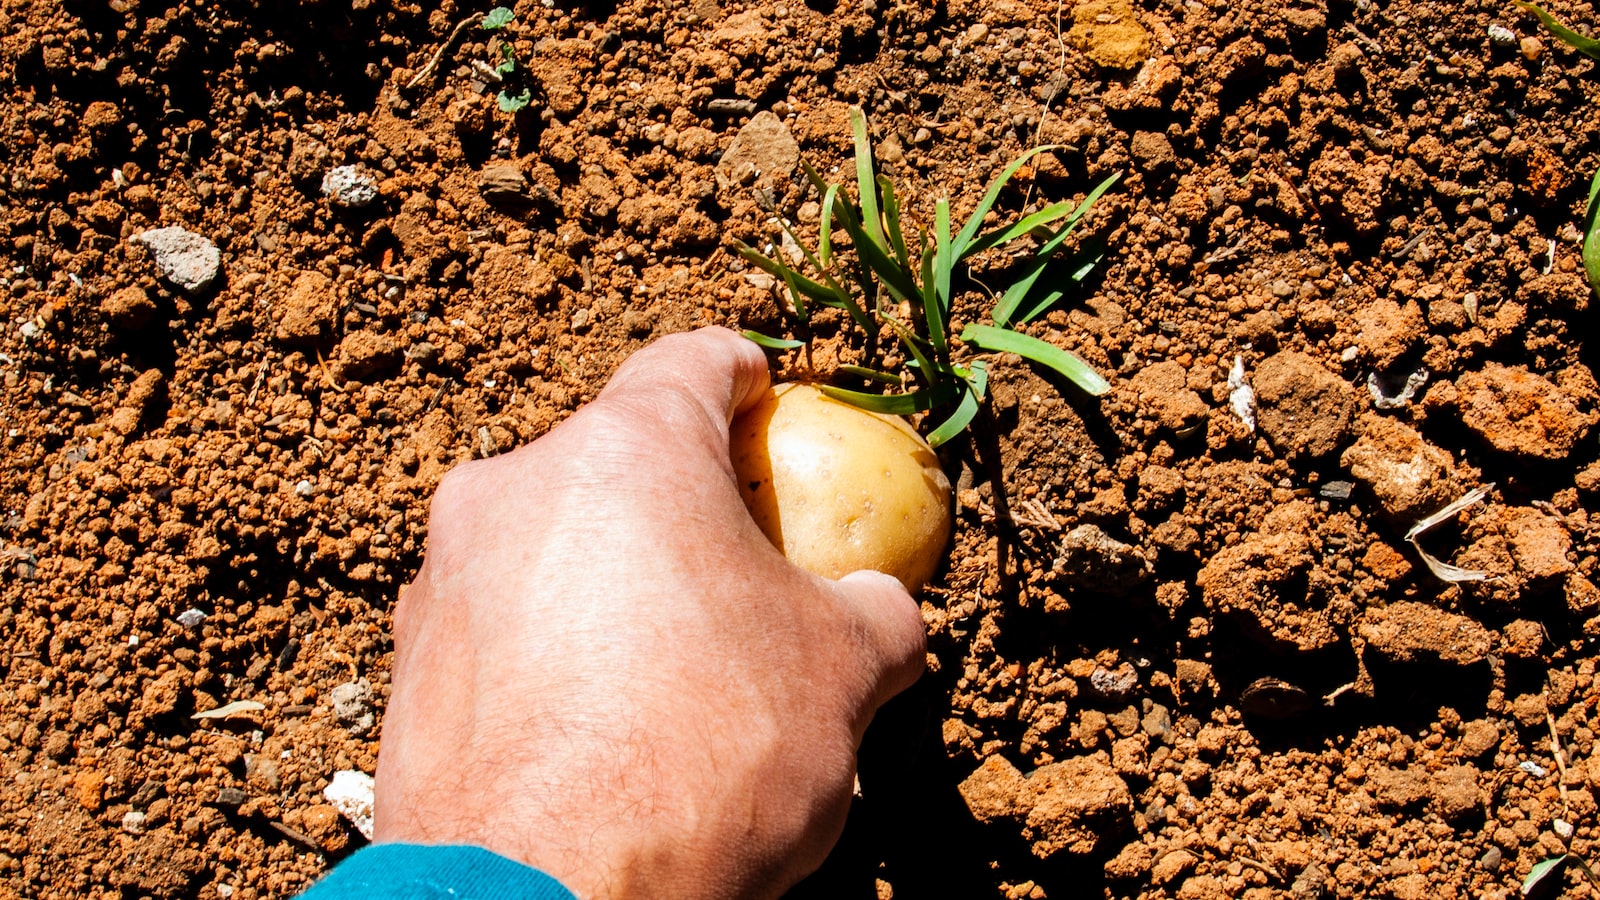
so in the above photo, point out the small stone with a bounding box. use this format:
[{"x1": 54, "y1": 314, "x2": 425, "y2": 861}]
[
  {"x1": 320, "y1": 165, "x2": 379, "y2": 208},
  {"x1": 1479, "y1": 845, "x2": 1503, "y2": 871},
  {"x1": 330, "y1": 679, "x2": 375, "y2": 735},
  {"x1": 244, "y1": 753, "x2": 281, "y2": 792},
  {"x1": 1521, "y1": 36, "x2": 1543, "y2": 61},
  {"x1": 479, "y1": 165, "x2": 529, "y2": 200},
  {"x1": 1140, "y1": 703, "x2": 1172, "y2": 740},
  {"x1": 121, "y1": 810, "x2": 147, "y2": 835},
  {"x1": 1053, "y1": 525, "x2": 1152, "y2": 594},
  {"x1": 298, "y1": 803, "x2": 349, "y2": 852},
  {"x1": 1358, "y1": 601, "x2": 1493, "y2": 666},
  {"x1": 1067, "y1": 0, "x2": 1151, "y2": 69},
  {"x1": 215, "y1": 787, "x2": 248, "y2": 807},
  {"x1": 1319, "y1": 480, "x2": 1355, "y2": 501},
  {"x1": 1238, "y1": 677, "x2": 1314, "y2": 718},
  {"x1": 715, "y1": 111, "x2": 800, "y2": 190},
  {"x1": 1457, "y1": 719, "x2": 1500, "y2": 758},
  {"x1": 132, "y1": 226, "x2": 221, "y2": 294},
  {"x1": 323, "y1": 770, "x2": 376, "y2": 839},
  {"x1": 1151, "y1": 849, "x2": 1197, "y2": 884},
  {"x1": 1088, "y1": 663, "x2": 1139, "y2": 701},
  {"x1": 1487, "y1": 23, "x2": 1517, "y2": 46},
  {"x1": 176, "y1": 609, "x2": 207, "y2": 629},
  {"x1": 1341, "y1": 414, "x2": 1462, "y2": 520}
]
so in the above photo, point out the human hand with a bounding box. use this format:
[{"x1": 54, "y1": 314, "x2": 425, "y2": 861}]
[{"x1": 373, "y1": 327, "x2": 928, "y2": 899}]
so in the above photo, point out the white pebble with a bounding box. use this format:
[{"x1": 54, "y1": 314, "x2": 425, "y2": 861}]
[
  {"x1": 321, "y1": 165, "x2": 380, "y2": 208},
  {"x1": 1227, "y1": 355, "x2": 1256, "y2": 433},
  {"x1": 132, "y1": 226, "x2": 221, "y2": 294},
  {"x1": 323, "y1": 770, "x2": 376, "y2": 839}
]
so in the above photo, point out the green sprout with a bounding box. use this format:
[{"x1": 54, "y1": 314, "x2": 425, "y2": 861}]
[
  {"x1": 1523, "y1": 852, "x2": 1600, "y2": 896},
  {"x1": 497, "y1": 88, "x2": 531, "y2": 113},
  {"x1": 737, "y1": 106, "x2": 1118, "y2": 448},
  {"x1": 480, "y1": 6, "x2": 529, "y2": 113},
  {"x1": 1517, "y1": 2, "x2": 1600, "y2": 300},
  {"x1": 481, "y1": 6, "x2": 515, "y2": 30}
]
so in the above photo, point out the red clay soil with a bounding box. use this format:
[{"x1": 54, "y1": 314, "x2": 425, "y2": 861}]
[{"x1": 3, "y1": 0, "x2": 1600, "y2": 898}]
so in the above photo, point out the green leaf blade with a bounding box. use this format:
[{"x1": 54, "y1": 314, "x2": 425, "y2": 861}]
[
  {"x1": 927, "y1": 361, "x2": 988, "y2": 448},
  {"x1": 497, "y1": 88, "x2": 531, "y2": 113},
  {"x1": 838, "y1": 365, "x2": 902, "y2": 386},
  {"x1": 1584, "y1": 167, "x2": 1600, "y2": 300},
  {"x1": 934, "y1": 198, "x2": 953, "y2": 317},
  {"x1": 963, "y1": 200, "x2": 1076, "y2": 258},
  {"x1": 1523, "y1": 855, "x2": 1568, "y2": 897},
  {"x1": 741, "y1": 331, "x2": 804, "y2": 350},
  {"x1": 879, "y1": 175, "x2": 912, "y2": 272},
  {"x1": 951, "y1": 144, "x2": 1064, "y2": 260},
  {"x1": 1517, "y1": 1, "x2": 1600, "y2": 61},
  {"x1": 961, "y1": 323, "x2": 1110, "y2": 396},
  {"x1": 818, "y1": 385, "x2": 938, "y2": 415},
  {"x1": 830, "y1": 191, "x2": 922, "y2": 304},
  {"x1": 849, "y1": 106, "x2": 889, "y2": 255}
]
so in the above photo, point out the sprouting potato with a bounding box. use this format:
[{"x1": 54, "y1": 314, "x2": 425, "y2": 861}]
[{"x1": 730, "y1": 383, "x2": 952, "y2": 593}]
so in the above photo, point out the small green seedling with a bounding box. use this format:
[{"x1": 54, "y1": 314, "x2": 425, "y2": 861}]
[
  {"x1": 738, "y1": 106, "x2": 1117, "y2": 448},
  {"x1": 1523, "y1": 852, "x2": 1600, "y2": 897},
  {"x1": 480, "y1": 6, "x2": 531, "y2": 113},
  {"x1": 1517, "y1": 2, "x2": 1600, "y2": 300},
  {"x1": 481, "y1": 5, "x2": 515, "y2": 29}
]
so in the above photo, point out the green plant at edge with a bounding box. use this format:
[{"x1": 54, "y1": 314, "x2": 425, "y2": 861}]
[
  {"x1": 480, "y1": 6, "x2": 531, "y2": 113},
  {"x1": 1522, "y1": 851, "x2": 1600, "y2": 897},
  {"x1": 1517, "y1": 1, "x2": 1600, "y2": 300},
  {"x1": 736, "y1": 105, "x2": 1118, "y2": 449}
]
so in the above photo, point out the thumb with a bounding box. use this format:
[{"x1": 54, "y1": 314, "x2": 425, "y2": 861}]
[
  {"x1": 832, "y1": 569, "x2": 928, "y2": 718},
  {"x1": 598, "y1": 327, "x2": 770, "y2": 435}
]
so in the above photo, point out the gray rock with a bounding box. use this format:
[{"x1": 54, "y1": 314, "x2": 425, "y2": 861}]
[
  {"x1": 176, "y1": 608, "x2": 207, "y2": 629},
  {"x1": 133, "y1": 226, "x2": 221, "y2": 294},
  {"x1": 1318, "y1": 480, "x2": 1354, "y2": 501},
  {"x1": 321, "y1": 165, "x2": 379, "y2": 208},
  {"x1": 1487, "y1": 23, "x2": 1517, "y2": 47},
  {"x1": 330, "y1": 679, "x2": 375, "y2": 735},
  {"x1": 1140, "y1": 703, "x2": 1172, "y2": 741},
  {"x1": 715, "y1": 111, "x2": 800, "y2": 189},
  {"x1": 479, "y1": 165, "x2": 529, "y2": 200},
  {"x1": 1088, "y1": 663, "x2": 1139, "y2": 701},
  {"x1": 1053, "y1": 525, "x2": 1152, "y2": 594}
]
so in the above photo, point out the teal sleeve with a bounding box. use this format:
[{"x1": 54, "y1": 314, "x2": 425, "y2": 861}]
[{"x1": 299, "y1": 843, "x2": 578, "y2": 900}]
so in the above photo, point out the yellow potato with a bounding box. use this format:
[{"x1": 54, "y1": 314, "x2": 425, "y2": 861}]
[{"x1": 730, "y1": 383, "x2": 952, "y2": 593}]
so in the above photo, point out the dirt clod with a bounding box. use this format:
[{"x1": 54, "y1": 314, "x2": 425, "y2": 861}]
[
  {"x1": 1455, "y1": 363, "x2": 1597, "y2": 459},
  {"x1": 1253, "y1": 351, "x2": 1358, "y2": 460}
]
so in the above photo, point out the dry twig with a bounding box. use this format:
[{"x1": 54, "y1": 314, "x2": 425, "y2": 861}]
[{"x1": 405, "y1": 12, "x2": 485, "y2": 90}]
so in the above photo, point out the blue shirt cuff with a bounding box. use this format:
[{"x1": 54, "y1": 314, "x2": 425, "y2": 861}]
[{"x1": 300, "y1": 843, "x2": 578, "y2": 900}]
